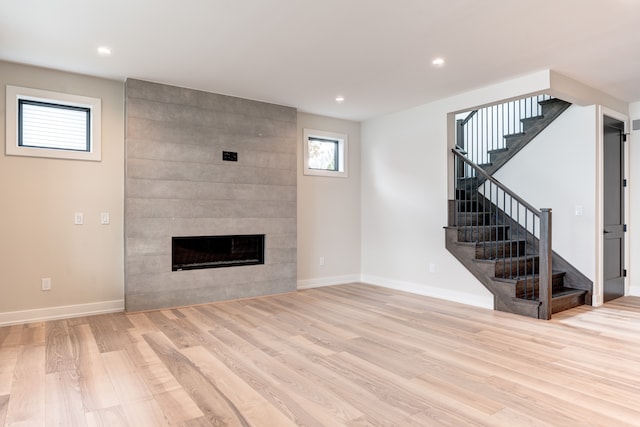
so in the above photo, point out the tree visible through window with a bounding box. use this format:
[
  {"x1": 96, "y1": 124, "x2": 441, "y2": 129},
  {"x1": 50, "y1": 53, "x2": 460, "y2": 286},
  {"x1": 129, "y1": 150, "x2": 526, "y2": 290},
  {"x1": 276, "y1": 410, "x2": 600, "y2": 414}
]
[
  {"x1": 303, "y1": 129, "x2": 348, "y2": 178},
  {"x1": 308, "y1": 137, "x2": 338, "y2": 171}
]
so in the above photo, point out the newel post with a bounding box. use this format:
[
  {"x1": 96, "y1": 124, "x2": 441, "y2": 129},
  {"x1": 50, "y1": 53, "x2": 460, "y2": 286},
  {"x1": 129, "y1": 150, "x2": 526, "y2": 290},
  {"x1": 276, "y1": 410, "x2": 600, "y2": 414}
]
[{"x1": 539, "y1": 209, "x2": 553, "y2": 320}]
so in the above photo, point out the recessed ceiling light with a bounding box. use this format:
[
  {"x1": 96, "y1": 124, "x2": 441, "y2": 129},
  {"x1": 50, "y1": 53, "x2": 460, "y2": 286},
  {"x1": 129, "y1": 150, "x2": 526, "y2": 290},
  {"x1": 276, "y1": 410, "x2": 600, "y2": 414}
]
[
  {"x1": 432, "y1": 57, "x2": 445, "y2": 67},
  {"x1": 97, "y1": 46, "x2": 112, "y2": 56},
  {"x1": 335, "y1": 95, "x2": 345, "y2": 104}
]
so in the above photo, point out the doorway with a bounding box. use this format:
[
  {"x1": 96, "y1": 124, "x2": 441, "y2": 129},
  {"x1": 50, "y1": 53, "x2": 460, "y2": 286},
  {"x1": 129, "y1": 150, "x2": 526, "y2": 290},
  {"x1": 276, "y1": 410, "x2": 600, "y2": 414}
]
[{"x1": 603, "y1": 115, "x2": 625, "y2": 302}]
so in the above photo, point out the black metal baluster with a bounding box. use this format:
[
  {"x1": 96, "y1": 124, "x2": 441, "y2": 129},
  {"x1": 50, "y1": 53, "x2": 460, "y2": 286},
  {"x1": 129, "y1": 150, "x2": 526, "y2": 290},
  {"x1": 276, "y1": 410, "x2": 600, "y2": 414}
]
[{"x1": 500, "y1": 187, "x2": 505, "y2": 264}]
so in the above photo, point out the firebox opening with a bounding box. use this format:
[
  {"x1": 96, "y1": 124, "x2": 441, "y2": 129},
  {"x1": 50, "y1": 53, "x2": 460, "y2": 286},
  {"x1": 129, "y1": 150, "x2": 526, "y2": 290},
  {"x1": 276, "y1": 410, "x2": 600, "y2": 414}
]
[{"x1": 172, "y1": 234, "x2": 265, "y2": 271}]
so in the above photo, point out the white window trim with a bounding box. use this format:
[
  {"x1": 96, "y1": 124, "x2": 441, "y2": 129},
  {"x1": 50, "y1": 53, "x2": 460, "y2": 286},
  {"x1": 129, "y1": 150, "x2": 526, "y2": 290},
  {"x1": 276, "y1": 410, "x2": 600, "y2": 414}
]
[
  {"x1": 303, "y1": 128, "x2": 348, "y2": 178},
  {"x1": 5, "y1": 85, "x2": 102, "y2": 161}
]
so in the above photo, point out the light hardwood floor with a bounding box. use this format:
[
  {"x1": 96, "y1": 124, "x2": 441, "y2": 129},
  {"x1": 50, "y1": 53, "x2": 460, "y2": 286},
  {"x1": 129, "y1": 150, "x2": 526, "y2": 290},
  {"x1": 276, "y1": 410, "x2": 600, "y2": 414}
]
[{"x1": 1, "y1": 283, "x2": 640, "y2": 426}]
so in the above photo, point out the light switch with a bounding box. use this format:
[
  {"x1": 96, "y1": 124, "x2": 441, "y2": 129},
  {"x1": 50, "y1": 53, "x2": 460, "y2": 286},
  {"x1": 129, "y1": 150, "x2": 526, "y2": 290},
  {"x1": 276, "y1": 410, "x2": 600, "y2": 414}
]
[
  {"x1": 101, "y1": 212, "x2": 110, "y2": 225},
  {"x1": 575, "y1": 205, "x2": 583, "y2": 216},
  {"x1": 74, "y1": 212, "x2": 84, "y2": 225}
]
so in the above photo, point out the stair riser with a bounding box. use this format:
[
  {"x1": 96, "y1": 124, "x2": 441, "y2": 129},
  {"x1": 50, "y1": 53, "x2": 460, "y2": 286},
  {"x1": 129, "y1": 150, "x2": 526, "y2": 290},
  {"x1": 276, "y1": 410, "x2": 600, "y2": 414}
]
[
  {"x1": 475, "y1": 241, "x2": 525, "y2": 260},
  {"x1": 521, "y1": 116, "x2": 544, "y2": 133},
  {"x1": 457, "y1": 201, "x2": 483, "y2": 212},
  {"x1": 495, "y1": 257, "x2": 539, "y2": 278},
  {"x1": 490, "y1": 151, "x2": 507, "y2": 164},
  {"x1": 515, "y1": 275, "x2": 565, "y2": 299},
  {"x1": 456, "y1": 213, "x2": 493, "y2": 226},
  {"x1": 540, "y1": 99, "x2": 568, "y2": 117},
  {"x1": 458, "y1": 226, "x2": 508, "y2": 243},
  {"x1": 552, "y1": 292, "x2": 586, "y2": 314},
  {"x1": 456, "y1": 178, "x2": 478, "y2": 192}
]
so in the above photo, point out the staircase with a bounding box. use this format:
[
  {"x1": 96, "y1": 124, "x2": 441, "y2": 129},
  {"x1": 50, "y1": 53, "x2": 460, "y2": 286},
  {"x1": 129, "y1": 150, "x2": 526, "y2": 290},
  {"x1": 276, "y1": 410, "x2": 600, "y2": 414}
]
[
  {"x1": 480, "y1": 98, "x2": 571, "y2": 176},
  {"x1": 447, "y1": 95, "x2": 592, "y2": 319},
  {"x1": 457, "y1": 96, "x2": 571, "y2": 176}
]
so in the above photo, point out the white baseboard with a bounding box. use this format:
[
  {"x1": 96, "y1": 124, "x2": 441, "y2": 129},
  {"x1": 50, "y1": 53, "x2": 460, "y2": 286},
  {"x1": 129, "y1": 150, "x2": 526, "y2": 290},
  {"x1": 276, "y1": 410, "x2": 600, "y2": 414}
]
[
  {"x1": 297, "y1": 274, "x2": 362, "y2": 290},
  {"x1": 361, "y1": 274, "x2": 494, "y2": 309},
  {"x1": 0, "y1": 300, "x2": 124, "y2": 327}
]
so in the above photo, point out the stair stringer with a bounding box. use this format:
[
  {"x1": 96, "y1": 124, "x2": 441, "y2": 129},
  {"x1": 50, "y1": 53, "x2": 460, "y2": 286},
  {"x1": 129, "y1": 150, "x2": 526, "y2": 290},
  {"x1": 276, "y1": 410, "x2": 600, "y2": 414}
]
[
  {"x1": 482, "y1": 99, "x2": 572, "y2": 176},
  {"x1": 444, "y1": 227, "x2": 541, "y2": 318}
]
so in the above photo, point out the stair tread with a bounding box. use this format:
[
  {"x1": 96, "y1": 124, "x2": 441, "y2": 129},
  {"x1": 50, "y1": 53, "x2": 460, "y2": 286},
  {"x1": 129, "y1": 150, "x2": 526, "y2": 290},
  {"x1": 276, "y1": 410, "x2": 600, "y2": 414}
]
[
  {"x1": 474, "y1": 254, "x2": 538, "y2": 265},
  {"x1": 552, "y1": 287, "x2": 587, "y2": 298},
  {"x1": 458, "y1": 224, "x2": 508, "y2": 229},
  {"x1": 521, "y1": 115, "x2": 543, "y2": 123},
  {"x1": 493, "y1": 271, "x2": 565, "y2": 284},
  {"x1": 538, "y1": 98, "x2": 567, "y2": 106},
  {"x1": 503, "y1": 132, "x2": 525, "y2": 139},
  {"x1": 512, "y1": 287, "x2": 586, "y2": 302},
  {"x1": 488, "y1": 147, "x2": 508, "y2": 155},
  {"x1": 475, "y1": 238, "x2": 526, "y2": 244}
]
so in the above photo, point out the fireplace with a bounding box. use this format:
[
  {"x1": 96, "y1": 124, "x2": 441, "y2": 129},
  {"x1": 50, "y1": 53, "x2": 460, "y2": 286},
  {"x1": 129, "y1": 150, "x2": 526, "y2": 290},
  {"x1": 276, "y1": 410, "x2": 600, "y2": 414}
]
[{"x1": 172, "y1": 234, "x2": 265, "y2": 271}]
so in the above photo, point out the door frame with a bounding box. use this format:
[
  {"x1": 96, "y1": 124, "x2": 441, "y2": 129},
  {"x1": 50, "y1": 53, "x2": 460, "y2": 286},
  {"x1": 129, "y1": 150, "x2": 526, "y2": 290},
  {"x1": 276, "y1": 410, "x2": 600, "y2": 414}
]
[{"x1": 595, "y1": 106, "x2": 629, "y2": 306}]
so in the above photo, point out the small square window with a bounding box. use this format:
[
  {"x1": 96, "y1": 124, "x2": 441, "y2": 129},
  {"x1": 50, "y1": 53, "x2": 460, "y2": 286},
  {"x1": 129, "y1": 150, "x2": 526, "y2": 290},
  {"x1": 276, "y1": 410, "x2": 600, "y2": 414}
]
[
  {"x1": 308, "y1": 137, "x2": 339, "y2": 171},
  {"x1": 6, "y1": 85, "x2": 101, "y2": 161},
  {"x1": 303, "y1": 129, "x2": 348, "y2": 178}
]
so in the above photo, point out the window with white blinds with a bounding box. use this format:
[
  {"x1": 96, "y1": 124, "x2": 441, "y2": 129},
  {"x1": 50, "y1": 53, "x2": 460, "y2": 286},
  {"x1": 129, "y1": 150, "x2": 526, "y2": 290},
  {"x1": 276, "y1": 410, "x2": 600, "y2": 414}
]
[
  {"x1": 5, "y1": 85, "x2": 102, "y2": 161},
  {"x1": 19, "y1": 100, "x2": 90, "y2": 151}
]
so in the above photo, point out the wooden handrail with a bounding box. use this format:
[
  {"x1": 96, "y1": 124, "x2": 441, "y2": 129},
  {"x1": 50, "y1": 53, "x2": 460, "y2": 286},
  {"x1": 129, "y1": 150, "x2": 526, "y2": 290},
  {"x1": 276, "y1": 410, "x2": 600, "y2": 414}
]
[{"x1": 460, "y1": 109, "x2": 478, "y2": 126}]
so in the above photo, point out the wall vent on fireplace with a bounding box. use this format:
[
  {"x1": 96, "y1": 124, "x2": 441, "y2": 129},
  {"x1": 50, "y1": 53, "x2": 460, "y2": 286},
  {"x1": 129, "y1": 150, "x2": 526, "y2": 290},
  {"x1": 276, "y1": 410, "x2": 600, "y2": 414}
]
[{"x1": 172, "y1": 234, "x2": 265, "y2": 271}]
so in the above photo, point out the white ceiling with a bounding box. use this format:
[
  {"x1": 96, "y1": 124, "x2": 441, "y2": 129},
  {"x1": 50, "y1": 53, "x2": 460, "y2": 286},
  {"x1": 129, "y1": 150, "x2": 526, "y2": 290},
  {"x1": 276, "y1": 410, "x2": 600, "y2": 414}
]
[{"x1": 2, "y1": 0, "x2": 640, "y2": 121}]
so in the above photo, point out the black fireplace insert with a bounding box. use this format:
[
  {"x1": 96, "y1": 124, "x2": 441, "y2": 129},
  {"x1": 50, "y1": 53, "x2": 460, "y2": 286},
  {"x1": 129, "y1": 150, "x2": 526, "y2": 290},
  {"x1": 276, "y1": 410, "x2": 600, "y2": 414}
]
[{"x1": 172, "y1": 234, "x2": 265, "y2": 271}]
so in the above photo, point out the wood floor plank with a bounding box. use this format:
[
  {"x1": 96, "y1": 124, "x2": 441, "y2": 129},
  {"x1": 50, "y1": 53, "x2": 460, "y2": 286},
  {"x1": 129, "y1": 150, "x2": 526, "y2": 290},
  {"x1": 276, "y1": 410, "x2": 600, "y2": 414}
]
[
  {"x1": 152, "y1": 389, "x2": 204, "y2": 425},
  {"x1": 68, "y1": 324, "x2": 120, "y2": 412},
  {"x1": 45, "y1": 320, "x2": 75, "y2": 374},
  {"x1": 143, "y1": 332, "x2": 250, "y2": 427},
  {"x1": 19, "y1": 322, "x2": 45, "y2": 346},
  {"x1": 123, "y1": 341, "x2": 182, "y2": 395},
  {"x1": 271, "y1": 338, "x2": 434, "y2": 426},
  {"x1": 5, "y1": 344, "x2": 46, "y2": 426},
  {"x1": 85, "y1": 405, "x2": 129, "y2": 427},
  {"x1": 0, "y1": 394, "x2": 9, "y2": 426},
  {"x1": 0, "y1": 347, "x2": 19, "y2": 396},
  {"x1": 181, "y1": 345, "x2": 297, "y2": 427},
  {"x1": 120, "y1": 397, "x2": 170, "y2": 427},
  {"x1": 201, "y1": 336, "x2": 329, "y2": 426},
  {"x1": 144, "y1": 311, "x2": 208, "y2": 349},
  {"x1": 88, "y1": 314, "x2": 132, "y2": 353},
  {"x1": 4, "y1": 285, "x2": 640, "y2": 425},
  {"x1": 45, "y1": 370, "x2": 87, "y2": 427},
  {"x1": 101, "y1": 350, "x2": 151, "y2": 403}
]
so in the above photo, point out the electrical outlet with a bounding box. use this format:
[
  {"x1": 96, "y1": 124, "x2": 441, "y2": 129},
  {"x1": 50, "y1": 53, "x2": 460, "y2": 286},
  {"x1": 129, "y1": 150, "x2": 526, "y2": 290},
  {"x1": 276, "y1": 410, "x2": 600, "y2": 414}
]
[
  {"x1": 429, "y1": 263, "x2": 436, "y2": 273},
  {"x1": 41, "y1": 278, "x2": 51, "y2": 291},
  {"x1": 320, "y1": 257, "x2": 325, "y2": 266}
]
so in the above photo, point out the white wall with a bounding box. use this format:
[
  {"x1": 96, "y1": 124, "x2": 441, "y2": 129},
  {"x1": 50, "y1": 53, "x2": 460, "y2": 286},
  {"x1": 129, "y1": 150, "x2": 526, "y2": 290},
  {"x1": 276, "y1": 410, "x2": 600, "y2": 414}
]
[
  {"x1": 361, "y1": 102, "x2": 493, "y2": 307},
  {"x1": 297, "y1": 112, "x2": 361, "y2": 288},
  {"x1": 629, "y1": 102, "x2": 640, "y2": 296},
  {"x1": 0, "y1": 61, "x2": 124, "y2": 325},
  {"x1": 493, "y1": 105, "x2": 597, "y2": 281}
]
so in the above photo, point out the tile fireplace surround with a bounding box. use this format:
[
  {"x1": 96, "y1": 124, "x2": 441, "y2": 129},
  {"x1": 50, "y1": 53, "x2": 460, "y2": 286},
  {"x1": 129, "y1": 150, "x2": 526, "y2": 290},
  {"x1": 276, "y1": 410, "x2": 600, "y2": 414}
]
[{"x1": 124, "y1": 79, "x2": 297, "y2": 311}]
